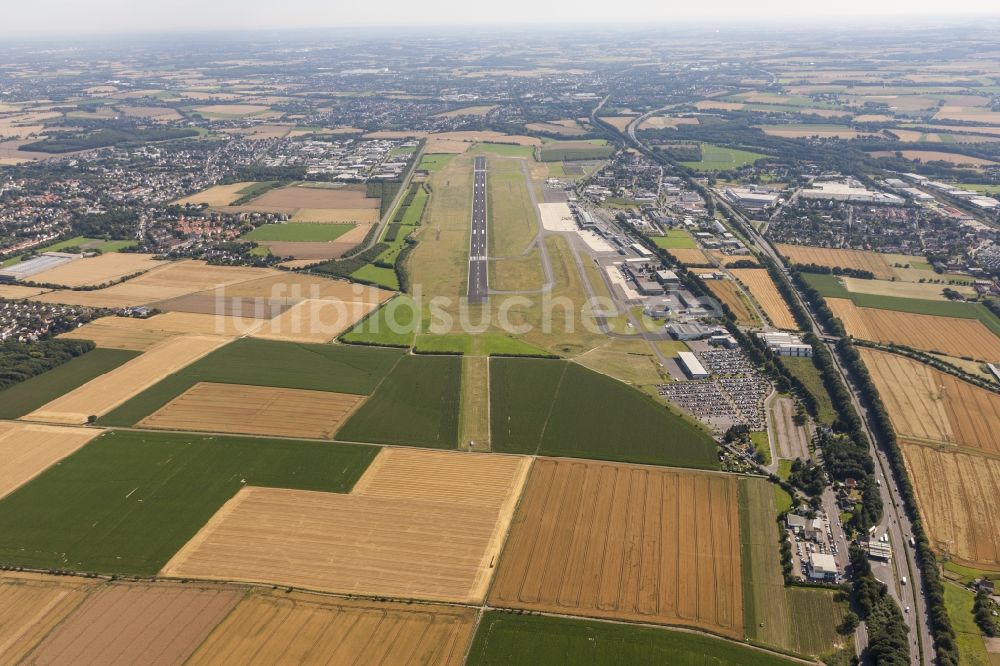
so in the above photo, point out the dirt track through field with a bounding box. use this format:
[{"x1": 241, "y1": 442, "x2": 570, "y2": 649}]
[
  {"x1": 488, "y1": 458, "x2": 743, "y2": 638},
  {"x1": 24, "y1": 335, "x2": 231, "y2": 424},
  {"x1": 189, "y1": 590, "x2": 475, "y2": 666},
  {"x1": 162, "y1": 449, "x2": 531, "y2": 604},
  {"x1": 902, "y1": 441, "x2": 1000, "y2": 570},
  {"x1": 0, "y1": 423, "x2": 101, "y2": 499},
  {"x1": 25, "y1": 582, "x2": 242, "y2": 665},
  {"x1": 139, "y1": 382, "x2": 362, "y2": 439}
]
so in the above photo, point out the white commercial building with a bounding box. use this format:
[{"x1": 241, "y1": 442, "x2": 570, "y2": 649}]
[
  {"x1": 677, "y1": 351, "x2": 710, "y2": 379},
  {"x1": 758, "y1": 332, "x2": 813, "y2": 357},
  {"x1": 724, "y1": 187, "x2": 780, "y2": 209},
  {"x1": 799, "y1": 181, "x2": 904, "y2": 205},
  {"x1": 808, "y1": 553, "x2": 839, "y2": 581}
]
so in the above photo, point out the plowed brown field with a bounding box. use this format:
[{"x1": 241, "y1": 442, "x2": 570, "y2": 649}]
[
  {"x1": 776, "y1": 244, "x2": 894, "y2": 279},
  {"x1": 830, "y1": 299, "x2": 1000, "y2": 362},
  {"x1": 488, "y1": 458, "x2": 744, "y2": 638},
  {"x1": 0, "y1": 423, "x2": 101, "y2": 499},
  {"x1": 861, "y1": 348, "x2": 1000, "y2": 453},
  {"x1": 901, "y1": 441, "x2": 1000, "y2": 570},
  {"x1": 28, "y1": 253, "x2": 163, "y2": 288},
  {"x1": 26, "y1": 582, "x2": 243, "y2": 665},
  {"x1": 162, "y1": 450, "x2": 531, "y2": 604},
  {"x1": 707, "y1": 280, "x2": 757, "y2": 326},
  {"x1": 0, "y1": 573, "x2": 97, "y2": 663},
  {"x1": 729, "y1": 269, "x2": 797, "y2": 330},
  {"x1": 139, "y1": 382, "x2": 362, "y2": 439},
  {"x1": 189, "y1": 591, "x2": 475, "y2": 666},
  {"x1": 24, "y1": 335, "x2": 231, "y2": 424}
]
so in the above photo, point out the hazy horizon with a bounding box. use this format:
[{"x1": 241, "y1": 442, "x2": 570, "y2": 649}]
[{"x1": 5, "y1": 0, "x2": 1000, "y2": 36}]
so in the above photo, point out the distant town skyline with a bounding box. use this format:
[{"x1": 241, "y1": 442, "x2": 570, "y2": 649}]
[{"x1": 5, "y1": 0, "x2": 1000, "y2": 35}]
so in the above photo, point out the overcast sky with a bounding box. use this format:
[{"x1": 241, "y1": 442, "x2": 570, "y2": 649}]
[{"x1": 5, "y1": 0, "x2": 1000, "y2": 35}]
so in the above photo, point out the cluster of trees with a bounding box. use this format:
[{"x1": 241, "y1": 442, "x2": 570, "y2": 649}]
[
  {"x1": 850, "y1": 545, "x2": 911, "y2": 666},
  {"x1": 788, "y1": 458, "x2": 826, "y2": 497},
  {"x1": 72, "y1": 209, "x2": 137, "y2": 240},
  {"x1": 795, "y1": 263, "x2": 877, "y2": 280},
  {"x1": 974, "y1": 589, "x2": 999, "y2": 637},
  {"x1": 0, "y1": 339, "x2": 94, "y2": 391},
  {"x1": 384, "y1": 184, "x2": 423, "y2": 243},
  {"x1": 22, "y1": 127, "x2": 198, "y2": 154}
]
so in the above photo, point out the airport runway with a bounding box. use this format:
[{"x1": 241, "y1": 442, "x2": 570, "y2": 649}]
[{"x1": 468, "y1": 156, "x2": 488, "y2": 303}]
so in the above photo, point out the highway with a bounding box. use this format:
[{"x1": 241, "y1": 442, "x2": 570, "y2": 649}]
[
  {"x1": 616, "y1": 110, "x2": 934, "y2": 664},
  {"x1": 468, "y1": 156, "x2": 488, "y2": 304}
]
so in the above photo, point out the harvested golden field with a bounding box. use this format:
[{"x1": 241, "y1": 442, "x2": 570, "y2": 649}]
[
  {"x1": 861, "y1": 348, "x2": 1000, "y2": 454},
  {"x1": 163, "y1": 449, "x2": 531, "y2": 603},
  {"x1": 638, "y1": 116, "x2": 699, "y2": 130},
  {"x1": 761, "y1": 126, "x2": 864, "y2": 139},
  {"x1": 869, "y1": 150, "x2": 998, "y2": 167},
  {"x1": 24, "y1": 334, "x2": 231, "y2": 424},
  {"x1": 666, "y1": 247, "x2": 712, "y2": 266},
  {"x1": 0, "y1": 573, "x2": 98, "y2": 664},
  {"x1": 601, "y1": 116, "x2": 637, "y2": 131},
  {"x1": 63, "y1": 312, "x2": 263, "y2": 350},
  {"x1": 841, "y1": 276, "x2": 975, "y2": 301},
  {"x1": 0, "y1": 423, "x2": 101, "y2": 499},
  {"x1": 434, "y1": 105, "x2": 497, "y2": 118},
  {"x1": 218, "y1": 272, "x2": 391, "y2": 304},
  {"x1": 232, "y1": 184, "x2": 379, "y2": 215},
  {"x1": 139, "y1": 382, "x2": 362, "y2": 439},
  {"x1": 901, "y1": 442, "x2": 1000, "y2": 570},
  {"x1": 829, "y1": 298, "x2": 1000, "y2": 362},
  {"x1": 28, "y1": 253, "x2": 163, "y2": 288},
  {"x1": 489, "y1": 458, "x2": 743, "y2": 638},
  {"x1": 0, "y1": 284, "x2": 47, "y2": 299},
  {"x1": 31, "y1": 260, "x2": 276, "y2": 308},
  {"x1": 119, "y1": 106, "x2": 183, "y2": 121},
  {"x1": 729, "y1": 268, "x2": 798, "y2": 330},
  {"x1": 189, "y1": 591, "x2": 476, "y2": 666},
  {"x1": 172, "y1": 181, "x2": 260, "y2": 207},
  {"x1": 27, "y1": 582, "x2": 243, "y2": 665},
  {"x1": 694, "y1": 100, "x2": 744, "y2": 111},
  {"x1": 525, "y1": 121, "x2": 587, "y2": 135},
  {"x1": 710, "y1": 252, "x2": 758, "y2": 267},
  {"x1": 252, "y1": 298, "x2": 380, "y2": 343},
  {"x1": 933, "y1": 108, "x2": 1000, "y2": 125},
  {"x1": 775, "y1": 244, "x2": 894, "y2": 279},
  {"x1": 195, "y1": 103, "x2": 270, "y2": 116},
  {"x1": 707, "y1": 279, "x2": 757, "y2": 326}
]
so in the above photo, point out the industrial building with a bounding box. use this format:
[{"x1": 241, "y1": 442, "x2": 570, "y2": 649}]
[
  {"x1": 758, "y1": 331, "x2": 813, "y2": 357},
  {"x1": 799, "y1": 181, "x2": 904, "y2": 205},
  {"x1": 807, "y1": 553, "x2": 838, "y2": 581},
  {"x1": 723, "y1": 187, "x2": 780, "y2": 209},
  {"x1": 676, "y1": 351, "x2": 709, "y2": 379}
]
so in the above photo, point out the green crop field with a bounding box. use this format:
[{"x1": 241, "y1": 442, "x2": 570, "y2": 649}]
[
  {"x1": 99, "y1": 338, "x2": 403, "y2": 426},
  {"x1": 340, "y1": 295, "x2": 417, "y2": 348},
  {"x1": 944, "y1": 582, "x2": 992, "y2": 666},
  {"x1": 0, "y1": 348, "x2": 140, "y2": 419},
  {"x1": 740, "y1": 479, "x2": 851, "y2": 658},
  {"x1": 336, "y1": 354, "x2": 461, "y2": 448},
  {"x1": 413, "y1": 333, "x2": 551, "y2": 357},
  {"x1": 651, "y1": 228, "x2": 698, "y2": 249},
  {"x1": 350, "y1": 264, "x2": 399, "y2": 290},
  {"x1": 469, "y1": 143, "x2": 536, "y2": 158},
  {"x1": 241, "y1": 222, "x2": 356, "y2": 242},
  {"x1": 779, "y1": 356, "x2": 838, "y2": 426},
  {"x1": 418, "y1": 154, "x2": 455, "y2": 171},
  {"x1": 490, "y1": 358, "x2": 718, "y2": 469},
  {"x1": 0, "y1": 430, "x2": 377, "y2": 575},
  {"x1": 538, "y1": 143, "x2": 615, "y2": 162},
  {"x1": 681, "y1": 143, "x2": 767, "y2": 171},
  {"x1": 467, "y1": 612, "x2": 797, "y2": 666},
  {"x1": 801, "y1": 272, "x2": 850, "y2": 298}
]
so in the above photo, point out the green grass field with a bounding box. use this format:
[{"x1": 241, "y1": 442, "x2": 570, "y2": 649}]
[
  {"x1": 538, "y1": 143, "x2": 615, "y2": 162},
  {"x1": 350, "y1": 264, "x2": 399, "y2": 290},
  {"x1": 780, "y1": 356, "x2": 838, "y2": 426},
  {"x1": 751, "y1": 430, "x2": 771, "y2": 465},
  {"x1": 803, "y1": 273, "x2": 1000, "y2": 337},
  {"x1": 651, "y1": 228, "x2": 698, "y2": 249},
  {"x1": 340, "y1": 295, "x2": 417, "y2": 348},
  {"x1": 336, "y1": 354, "x2": 461, "y2": 448},
  {"x1": 0, "y1": 348, "x2": 140, "y2": 419},
  {"x1": 740, "y1": 479, "x2": 851, "y2": 658},
  {"x1": 680, "y1": 143, "x2": 767, "y2": 171},
  {"x1": 944, "y1": 582, "x2": 992, "y2": 666},
  {"x1": 467, "y1": 612, "x2": 797, "y2": 665},
  {"x1": 490, "y1": 358, "x2": 718, "y2": 469},
  {"x1": 241, "y1": 222, "x2": 356, "y2": 242},
  {"x1": 0, "y1": 430, "x2": 377, "y2": 575},
  {"x1": 417, "y1": 154, "x2": 455, "y2": 171},
  {"x1": 98, "y1": 339, "x2": 403, "y2": 426},
  {"x1": 413, "y1": 333, "x2": 551, "y2": 357},
  {"x1": 469, "y1": 143, "x2": 536, "y2": 158}
]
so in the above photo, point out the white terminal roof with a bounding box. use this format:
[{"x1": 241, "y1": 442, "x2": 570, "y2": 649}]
[{"x1": 677, "y1": 351, "x2": 709, "y2": 377}]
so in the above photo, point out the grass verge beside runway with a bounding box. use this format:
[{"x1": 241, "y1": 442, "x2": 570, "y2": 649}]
[
  {"x1": 98, "y1": 338, "x2": 403, "y2": 426},
  {"x1": 0, "y1": 430, "x2": 377, "y2": 575},
  {"x1": 466, "y1": 612, "x2": 798, "y2": 666},
  {"x1": 0, "y1": 348, "x2": 140, "y2": 419},
  {"x1": 490, "y1": 358, "x2": 718, "y2": 469}
]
